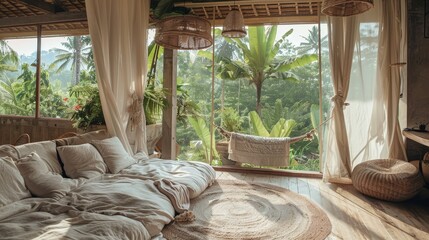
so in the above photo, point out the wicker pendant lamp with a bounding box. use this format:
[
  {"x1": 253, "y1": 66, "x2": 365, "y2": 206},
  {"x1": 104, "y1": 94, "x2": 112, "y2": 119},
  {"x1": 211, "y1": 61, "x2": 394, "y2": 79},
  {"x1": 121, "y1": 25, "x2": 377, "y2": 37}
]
[
  {"x1": 222, "y1": 1, "x2": 246, "y2": 38},
  {"x1": 321, "y1": 0, "x2": 374, "y2": 16},
  {"x1": 155, "y1": 15, "x2": 213, "y2": 50}
]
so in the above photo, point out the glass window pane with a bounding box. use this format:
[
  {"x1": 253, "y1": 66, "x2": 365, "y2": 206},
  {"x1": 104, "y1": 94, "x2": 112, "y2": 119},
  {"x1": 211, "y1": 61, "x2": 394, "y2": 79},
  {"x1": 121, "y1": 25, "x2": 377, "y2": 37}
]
[
  {"x1": 40, "y1": 35, "x2": 94, "y2": 119},
  {"x1": 0, "y1": 37, "x2": 37, "y2": 117}
]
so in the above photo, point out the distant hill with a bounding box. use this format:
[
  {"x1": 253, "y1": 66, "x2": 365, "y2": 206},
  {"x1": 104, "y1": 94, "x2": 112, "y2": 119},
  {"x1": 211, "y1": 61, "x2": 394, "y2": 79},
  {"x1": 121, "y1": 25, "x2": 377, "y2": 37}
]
[
  {"x1": 19, "y1": 49, "x2": 58, "y2": 66},
  {"x1": 6, "y1": 50, "x2": 74, "y2": 91}
]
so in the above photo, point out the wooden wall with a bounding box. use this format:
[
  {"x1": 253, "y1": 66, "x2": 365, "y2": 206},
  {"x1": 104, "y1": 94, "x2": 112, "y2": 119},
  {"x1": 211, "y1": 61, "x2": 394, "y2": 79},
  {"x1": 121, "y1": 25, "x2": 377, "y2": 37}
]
[
  {"x1": 0, "y1": 115, "x2": 76, "y2": 145},
  {"x1": 406, "y1": 0, "x2": 429, "y2": 160}
]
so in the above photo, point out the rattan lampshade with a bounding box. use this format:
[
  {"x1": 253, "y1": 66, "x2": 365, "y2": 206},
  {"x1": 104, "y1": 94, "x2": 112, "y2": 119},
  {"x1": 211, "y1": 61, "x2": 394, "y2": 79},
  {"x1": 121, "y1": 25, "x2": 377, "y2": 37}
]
[
  {"x1": 222, "y1": 9, "x2": 246, "y2": 38},
  {"x1": 321, "y1": 0, "x2": 374, "y2": 16},
  {"x1": 155, "y1": 15, "x2": 213, "y2": 50}
]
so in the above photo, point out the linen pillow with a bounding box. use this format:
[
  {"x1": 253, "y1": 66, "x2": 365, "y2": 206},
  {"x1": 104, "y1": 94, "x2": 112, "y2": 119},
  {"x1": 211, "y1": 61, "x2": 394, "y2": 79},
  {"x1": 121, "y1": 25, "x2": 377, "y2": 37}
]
[
  {"x1": 16, "y1": 152, "x2": 71, "y2": 199},
  {"x1": 91, "y1": 137, "x2": 136, "y2": 174},
  {"x1": 15, "y1": 141, "x2": 62, "y2": 174},
  {"x1": 57, "y1": 143, "x2": 107, "y2": 179},
  {"x1": 0, "y1": 157, "x2": 31, "y2": 206}
]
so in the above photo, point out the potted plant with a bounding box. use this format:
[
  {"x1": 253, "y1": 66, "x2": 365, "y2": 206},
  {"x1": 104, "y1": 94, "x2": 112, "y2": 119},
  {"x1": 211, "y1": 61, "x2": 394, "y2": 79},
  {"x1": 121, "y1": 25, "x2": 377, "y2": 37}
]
[
  {"x1": 68, "y1": 82, "x2": 167, "y2": 154},
  {"x1": 69, "y1": 83, "x2": 106, "y2": 132}
]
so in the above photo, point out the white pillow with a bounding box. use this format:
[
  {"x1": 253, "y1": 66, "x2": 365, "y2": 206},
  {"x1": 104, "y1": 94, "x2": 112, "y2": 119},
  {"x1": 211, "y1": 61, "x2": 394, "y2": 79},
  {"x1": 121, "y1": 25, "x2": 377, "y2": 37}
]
[
  {"x1": 57, "y1": 143, "x2": 107, "y2": 179},
  {"x1": 15, "y1": 141, "x2": 62, "y2": 174},
  {"x1": 16, "y1": 152, "x2": 71, "y2": 199},
  {"x1": 0, "y1": 157, "x2": 31, "y2": 206},
  {"x1": 91, "y1": 137, "x2": 136, "y2": 174}
]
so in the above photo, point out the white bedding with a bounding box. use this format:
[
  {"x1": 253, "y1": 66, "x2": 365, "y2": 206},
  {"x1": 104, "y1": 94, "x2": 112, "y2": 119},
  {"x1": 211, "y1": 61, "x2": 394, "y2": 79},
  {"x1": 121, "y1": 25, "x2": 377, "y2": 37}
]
[
  {"x1": 122, "y1": 159, "x2": 216, "y2": 198},
  {"x1": 0, "y1": 198, "x2": 149, "y2": 240},
  {"x1": 0, "y1": 159, "x2": 216, "y2": 240}
]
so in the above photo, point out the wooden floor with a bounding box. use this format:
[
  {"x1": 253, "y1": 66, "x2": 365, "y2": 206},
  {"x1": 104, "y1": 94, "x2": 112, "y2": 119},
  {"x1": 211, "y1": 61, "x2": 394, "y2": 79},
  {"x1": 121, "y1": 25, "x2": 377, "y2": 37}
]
[{"x1": 216, "y1": 171, "x2": 429, "y2": 240}]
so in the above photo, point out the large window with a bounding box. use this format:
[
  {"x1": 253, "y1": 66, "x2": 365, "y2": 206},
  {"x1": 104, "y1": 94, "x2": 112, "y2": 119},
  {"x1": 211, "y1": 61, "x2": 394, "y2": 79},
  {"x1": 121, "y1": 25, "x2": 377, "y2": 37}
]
[
  {"x1": 174, "y1": 24, "x2": 328, "y2": 171},
  {"x1": 0, "y1": 35, "x2": 96, "y2": 122}
]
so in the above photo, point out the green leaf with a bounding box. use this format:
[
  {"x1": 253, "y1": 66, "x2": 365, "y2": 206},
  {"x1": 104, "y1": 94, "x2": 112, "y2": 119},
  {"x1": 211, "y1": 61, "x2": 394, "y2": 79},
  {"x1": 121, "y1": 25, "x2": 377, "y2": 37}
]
[
  {"x1": 188, "y1": 116, "x2": 218, "y2": 162},
  {"x1": 275, "y1": 54, "x2": 318, "y2": 72},
  {"x1": 269, "y1": 118, "x2": 296, "y2": 137},
  {"x1": 310, "y1": 104, "x2": 320, "y2": 140},
  {"x1": 249, "y1": 111, "x2": 269, "y2": 137}
]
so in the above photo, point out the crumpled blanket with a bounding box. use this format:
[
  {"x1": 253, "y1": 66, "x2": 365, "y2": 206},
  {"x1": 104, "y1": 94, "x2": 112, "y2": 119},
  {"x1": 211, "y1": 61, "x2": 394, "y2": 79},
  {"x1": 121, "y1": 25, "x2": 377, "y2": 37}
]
[
  {"x1": 229, "y1": 132, "x2": 291, "y2": 167},
  {"x1": 154, "y1": 179, "x2": 189, "y2": 214},
  {"x1": 154, "y1": 179, "x2": 196, "y2": 222}
]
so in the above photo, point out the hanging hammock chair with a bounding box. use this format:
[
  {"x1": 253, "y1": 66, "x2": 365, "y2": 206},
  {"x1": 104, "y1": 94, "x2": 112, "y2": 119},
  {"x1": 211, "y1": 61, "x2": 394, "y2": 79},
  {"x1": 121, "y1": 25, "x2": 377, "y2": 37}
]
[{"x1": 217, "y1": 127, "x2": 315, "y2": 167}]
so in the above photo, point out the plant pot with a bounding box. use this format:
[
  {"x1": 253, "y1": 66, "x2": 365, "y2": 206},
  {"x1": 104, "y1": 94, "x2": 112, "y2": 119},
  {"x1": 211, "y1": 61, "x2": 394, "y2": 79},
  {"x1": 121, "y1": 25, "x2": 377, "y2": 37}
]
[
  {"x1": 146, "y1": 123, "x2": 163, "y2": 155},
  {"x1": 216, "y1": 141, "x2": 236, "y2": 166}
]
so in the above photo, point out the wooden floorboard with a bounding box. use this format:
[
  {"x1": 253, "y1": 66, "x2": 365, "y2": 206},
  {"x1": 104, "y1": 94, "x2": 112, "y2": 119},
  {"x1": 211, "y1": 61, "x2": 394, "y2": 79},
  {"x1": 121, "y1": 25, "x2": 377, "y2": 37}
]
[{"x1": 215, "y1": 171, "x2": 429, "y2": 240}]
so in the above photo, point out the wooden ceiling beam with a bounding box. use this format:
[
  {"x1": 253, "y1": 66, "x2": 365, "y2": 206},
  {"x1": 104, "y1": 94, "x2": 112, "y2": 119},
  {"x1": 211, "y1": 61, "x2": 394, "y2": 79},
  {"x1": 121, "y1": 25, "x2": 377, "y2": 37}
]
[
  {"x1": 209, "y1": 15, "x2": 318, "y2": 26},
  {"x1": 0, "y1": 12, "x2": 87, "y2": 28},
  {"x1": 17, "y1": 0, "x2": 64, "y2": 13},
  {"x1": 176, "y1": 0, "x2": 321, "y2": 8}
]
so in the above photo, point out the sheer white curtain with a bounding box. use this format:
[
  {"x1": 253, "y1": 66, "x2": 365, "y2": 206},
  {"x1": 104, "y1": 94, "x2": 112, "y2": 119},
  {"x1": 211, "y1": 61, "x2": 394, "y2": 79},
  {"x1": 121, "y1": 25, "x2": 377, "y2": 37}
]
[
  {"x1": 86, "y1": 0, "x2": 149, "y2": 155},
  {"x1": 323, "y1": 0, "x2": 407, "y2": 183},
  {"x1": 377, "y1": 0, "x2": 407, "y2": 160},
  {"x1": 323, "y1": 16, "x2": 359, "y2": 184}
]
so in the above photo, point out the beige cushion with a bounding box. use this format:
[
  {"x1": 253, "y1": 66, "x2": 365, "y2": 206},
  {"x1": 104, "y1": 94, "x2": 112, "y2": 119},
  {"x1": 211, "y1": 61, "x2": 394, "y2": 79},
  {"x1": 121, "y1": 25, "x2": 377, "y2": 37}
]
[
  {"x1": 91, "y1": 137, "x2": 136, "y2": 174},
  {"x1": 57, "y1": 143, "x2": 107, "y2": 179},
  {"x1": 0, "y1": 157, "x2": 31, "y2": 206},
  {"x1": 14, "y1": 141, "x2": 62, "y2": 174},
  {"x1": 0, "y1": 144, "x2": 18, "y2": 159},
  {"x1": 55, "y1": 130, "x2": 109, "y2": 147},
  {"x1": 16, "y1": 152, "x2": 71, "y2": 199},
  {"x1": 352, "y1": 159, "x2": 425, "y2": 202}
]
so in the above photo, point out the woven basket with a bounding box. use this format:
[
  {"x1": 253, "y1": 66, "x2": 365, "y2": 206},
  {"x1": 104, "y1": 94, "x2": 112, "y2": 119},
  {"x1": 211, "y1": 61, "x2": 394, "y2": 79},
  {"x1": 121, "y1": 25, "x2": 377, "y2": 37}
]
[
  {"x1": 155, "y1": 15, "x2": 213, "y2": 50},
  {"x1": 352, "y1": 159, "x2": 425, "y2": 202},
  {"x1": 321, "y1": 0, "x2": 374, "y2": 16}
]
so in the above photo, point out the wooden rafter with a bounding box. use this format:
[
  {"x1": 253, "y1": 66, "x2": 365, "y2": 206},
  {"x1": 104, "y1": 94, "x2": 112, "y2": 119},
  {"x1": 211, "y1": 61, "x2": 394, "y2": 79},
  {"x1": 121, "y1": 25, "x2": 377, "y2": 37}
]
[
  {"x1": 0, "y1": 11, "x2": 87, "y2": 28},
  {"x1": 17, "y1": 0, "x2": 64, "y2": 13}
]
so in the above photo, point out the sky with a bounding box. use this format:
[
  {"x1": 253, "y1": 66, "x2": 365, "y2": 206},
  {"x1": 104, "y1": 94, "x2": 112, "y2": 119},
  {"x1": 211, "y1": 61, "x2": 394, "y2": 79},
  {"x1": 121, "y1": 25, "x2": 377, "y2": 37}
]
[
  {"x1": 6, "y1": 37, "x2": 65, "y2": 56},
  {"x1": 5, "y1": 24, "x2": 317, "y2": 56}
]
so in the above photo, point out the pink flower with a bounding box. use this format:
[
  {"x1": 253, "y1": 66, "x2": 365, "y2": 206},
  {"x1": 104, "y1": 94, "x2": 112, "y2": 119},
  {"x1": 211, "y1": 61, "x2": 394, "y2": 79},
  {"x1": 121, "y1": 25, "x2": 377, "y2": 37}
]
[
  {"x1": 73, "y1": 105, "x2": 82, "y2": 111},
  {"x1": 63, "y1": 97, "x2": 69, "y2": 102}
]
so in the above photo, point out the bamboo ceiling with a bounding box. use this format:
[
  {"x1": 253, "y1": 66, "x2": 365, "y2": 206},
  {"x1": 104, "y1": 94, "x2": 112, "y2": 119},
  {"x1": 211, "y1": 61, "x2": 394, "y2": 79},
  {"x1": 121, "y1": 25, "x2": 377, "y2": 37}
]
[{"x1": 0, "y1": 0, "x2": 322, "y2": 39}]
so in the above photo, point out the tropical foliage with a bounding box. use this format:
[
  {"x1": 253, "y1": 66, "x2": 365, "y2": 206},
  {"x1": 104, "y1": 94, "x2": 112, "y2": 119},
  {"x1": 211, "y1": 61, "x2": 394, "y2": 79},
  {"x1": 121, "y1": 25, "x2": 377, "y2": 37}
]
[
  {"x1": 188, "y1": 116, "x2": 219, "y2": 163},
  {"x1": 221, "y1": 26, "x2": 318, "y2": 115},
  {"x1": 49, "y1": 36, "x2": 91, "y2": 85},
  {"x1": 249, "y1": 110, "x2": 296, "y2": 138}
]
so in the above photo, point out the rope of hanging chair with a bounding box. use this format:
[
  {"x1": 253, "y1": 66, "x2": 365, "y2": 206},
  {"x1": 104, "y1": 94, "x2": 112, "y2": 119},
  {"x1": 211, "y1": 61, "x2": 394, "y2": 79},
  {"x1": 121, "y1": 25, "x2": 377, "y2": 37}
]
[{"x1": 215, "y1": 125, "x2": 315, "y2": 144}]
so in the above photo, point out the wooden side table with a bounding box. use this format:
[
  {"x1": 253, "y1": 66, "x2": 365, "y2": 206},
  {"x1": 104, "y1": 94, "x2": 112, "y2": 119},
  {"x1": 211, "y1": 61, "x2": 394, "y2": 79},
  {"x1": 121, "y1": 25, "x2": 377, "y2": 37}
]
[
  {"x1": 403, "y1": 130, "x2": 429, "y2": 147},
  {"x1": 403, "y1": 130, "x2": 429, "y2": 183}
]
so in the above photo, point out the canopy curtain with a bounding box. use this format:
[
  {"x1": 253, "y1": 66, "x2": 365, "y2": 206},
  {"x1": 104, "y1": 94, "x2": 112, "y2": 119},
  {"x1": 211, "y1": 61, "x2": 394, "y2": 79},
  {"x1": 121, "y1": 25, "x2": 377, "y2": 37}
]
[
  {"x1": 323, "y1": 0, "x2": 407, "y2": 183},
  {"x1": 86, "y1": 0, "x2": 149, "y2": 155},
  {"x1": 376, "y1": 0, "x2": 407, "y2": 160},
  {"x1": 322, "y1": 16, "x2": 359, "y2": 184}
]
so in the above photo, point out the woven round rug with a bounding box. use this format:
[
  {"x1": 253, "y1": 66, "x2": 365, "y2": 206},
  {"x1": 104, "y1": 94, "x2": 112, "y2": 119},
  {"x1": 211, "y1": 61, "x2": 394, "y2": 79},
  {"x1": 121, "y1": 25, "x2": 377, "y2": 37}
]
[{"x1": 162, "y1": 180, "x2": 331, "y2": 240}]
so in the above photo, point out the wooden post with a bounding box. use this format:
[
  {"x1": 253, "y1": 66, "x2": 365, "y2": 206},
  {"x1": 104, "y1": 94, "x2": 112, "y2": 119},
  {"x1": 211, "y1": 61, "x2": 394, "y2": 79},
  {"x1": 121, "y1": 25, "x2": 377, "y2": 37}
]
[
  {"x1": 35, "y1": 25, "x2": 42, "y2": 118},
  {"x1": 161, "y1": 48, "x2": 177, "y2": 159}
]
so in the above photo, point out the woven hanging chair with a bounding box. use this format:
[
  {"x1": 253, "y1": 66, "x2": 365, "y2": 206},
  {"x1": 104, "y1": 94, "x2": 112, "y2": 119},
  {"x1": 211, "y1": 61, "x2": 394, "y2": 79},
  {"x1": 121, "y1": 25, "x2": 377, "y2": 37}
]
[{"x1": 322, "y1": 0, "x2": 374, "y2": 16}]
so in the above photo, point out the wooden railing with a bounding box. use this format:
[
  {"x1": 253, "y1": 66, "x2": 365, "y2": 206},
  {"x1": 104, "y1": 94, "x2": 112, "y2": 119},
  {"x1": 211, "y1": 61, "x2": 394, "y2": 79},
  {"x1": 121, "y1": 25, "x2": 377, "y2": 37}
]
[{"x1": 0, "y1": 115, "x2": 76, "y2": 145}]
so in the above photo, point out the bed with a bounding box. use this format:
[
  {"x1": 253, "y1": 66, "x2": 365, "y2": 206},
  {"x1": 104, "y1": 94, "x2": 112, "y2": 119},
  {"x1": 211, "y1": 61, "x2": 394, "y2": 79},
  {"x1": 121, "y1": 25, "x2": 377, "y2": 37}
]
[{"x1": 0, "y1": 130, "x2": 216, "y2": 240}]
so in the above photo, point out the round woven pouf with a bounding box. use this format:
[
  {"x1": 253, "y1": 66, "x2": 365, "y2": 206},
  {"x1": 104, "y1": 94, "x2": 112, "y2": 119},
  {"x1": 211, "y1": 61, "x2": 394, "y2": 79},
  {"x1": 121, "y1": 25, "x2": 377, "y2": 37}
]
[{"x1": 352, "y1": 159, "x2": 425, "y2": 202}]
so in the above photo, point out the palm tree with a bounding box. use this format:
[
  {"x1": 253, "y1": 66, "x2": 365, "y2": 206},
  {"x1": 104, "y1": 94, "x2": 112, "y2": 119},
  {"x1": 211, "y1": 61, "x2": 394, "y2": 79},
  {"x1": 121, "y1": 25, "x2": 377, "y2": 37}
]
[
  {"x1": 225, "y1": 26, "x2": 317, "y2": 116},
  {"x1": 0, "y1": 40, "x2": 19, "y2": 73},
  {"x1": 296, "y1": 26, "x2": 328, "y2": 55},
  {"x1": 50, "y1": 36, "x2": 91, "y2": 85}
]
